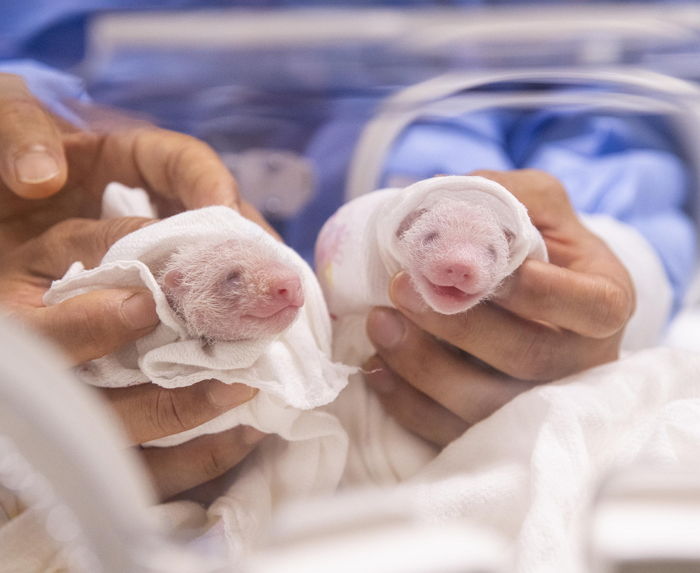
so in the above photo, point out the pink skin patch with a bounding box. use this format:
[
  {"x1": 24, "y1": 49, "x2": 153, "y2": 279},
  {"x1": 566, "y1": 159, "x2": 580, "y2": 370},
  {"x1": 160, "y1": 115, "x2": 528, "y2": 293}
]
[
  {"x1": 315, "y1": 215, "x2": 348, "y2": 268},
  {"x1": 395, "y1": 200, "x2": 512, "y2": 315},
  {"x1": 159, "y1": 239, "x2": 304, "y2": 342},
  {"x1": 315, "y1": 215, "x2": 348, "y2": 290}
]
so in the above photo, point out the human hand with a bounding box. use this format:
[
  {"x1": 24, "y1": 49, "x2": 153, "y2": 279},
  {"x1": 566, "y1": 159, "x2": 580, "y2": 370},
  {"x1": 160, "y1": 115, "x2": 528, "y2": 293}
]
[
  {"x1": 0, "y1": 72, "x2": 240, "y2": 249},
  {"x1": 0, "y1": 216, "x2": 160, "y2": 362},
  {"x1": 102, "y1": 381, "x2": 264, "y2": 501},
  {"x1": 0, "y1": 73, "x2": 68, "y2": 199},
  {"x1": 364, "y1": 169, "x2": 635, "y2": 446},
  {"x1": 0, "y1": 216, "x2": 264, "y2": 499}
]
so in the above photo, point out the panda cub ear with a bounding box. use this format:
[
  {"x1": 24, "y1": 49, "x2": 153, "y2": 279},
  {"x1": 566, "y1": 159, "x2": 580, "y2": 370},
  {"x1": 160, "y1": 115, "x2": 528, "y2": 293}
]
[
  {"x1": 161, "y1": 269, "x2": 185, "y2": 294},
  {"x1": 395, "y1": 208, "x2": 429, "y2": 240},
  {"x1": 503, "y1": 228, "x2": 516, "y2": 254}
]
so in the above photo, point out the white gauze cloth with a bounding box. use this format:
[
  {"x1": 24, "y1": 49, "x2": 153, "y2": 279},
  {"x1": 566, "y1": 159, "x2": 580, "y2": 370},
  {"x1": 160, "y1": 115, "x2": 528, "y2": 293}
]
[
  {"x1": 315, "y1": 175, "x2": 547, "y2": 484},
  {"x1": 43, "y1": 183, "x2": 352, "y2": 558},
  {"x1": 45, "y1": 192, "x2": 351, "y2": 443},
  {"x1": 288, "y1": 347, "x2": 700, "y2": 573}
]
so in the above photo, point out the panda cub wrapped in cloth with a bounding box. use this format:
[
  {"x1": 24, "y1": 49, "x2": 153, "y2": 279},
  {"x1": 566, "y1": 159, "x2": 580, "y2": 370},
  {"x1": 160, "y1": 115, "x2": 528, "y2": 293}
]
[
  {"x1": 315, "y1": 175, "x2": 547, "y2": 485},
  {"x1": 44, "y1": 183, "x2": 352, "y2": 560}
]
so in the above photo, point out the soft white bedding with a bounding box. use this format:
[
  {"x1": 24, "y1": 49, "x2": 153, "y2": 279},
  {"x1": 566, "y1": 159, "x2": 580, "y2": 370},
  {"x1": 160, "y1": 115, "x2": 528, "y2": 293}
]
[{"x1": 315, "y1": 181, "x2": 700, "y2": 572}]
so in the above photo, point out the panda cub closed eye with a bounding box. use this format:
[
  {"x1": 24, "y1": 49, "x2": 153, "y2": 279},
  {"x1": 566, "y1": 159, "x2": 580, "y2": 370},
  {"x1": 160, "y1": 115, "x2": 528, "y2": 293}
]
[
  {"x1": 394, "y1": 200, "x2": 512, "y2": 314},
  {"x1": 158, "y1": 238, "x2": 305, "y2": 342}
]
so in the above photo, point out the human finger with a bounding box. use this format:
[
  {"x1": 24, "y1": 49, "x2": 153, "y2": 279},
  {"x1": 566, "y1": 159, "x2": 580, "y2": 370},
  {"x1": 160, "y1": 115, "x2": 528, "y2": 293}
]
[
  {"x1": 0, "y1": 73, "x2": 67, "y2": 198},
  {"x1": 364, "y1": 355, "x2": 469, "y2": 447},
  {"x1": 0, "y1": 217, "x2": 159, "y2": 363},
  {"x1": 29, "y1": 289, "x2": 159, "y2": 364},
  {"x1": 100, "y1": 379, "x2": 258, "y2": 445},
  {"x1": 239, "y1": 198, "x2": 281, "y2": 240},
  {"x1": 140, "y1": 425, "x2": 266, "y2": 500},
  {"x1": 468, "y1": 168, "x2": 578, "y2": 232},
  {"x1": 19, "y1": 216, "x2": 154, "y2": 278},
  {"x1": 494, "y1": 259, "x2": 634, "y2": 338},
  {"x1": 127, "y1": 129, "x2": 240, "y2": 210},
  {"x1": 389, "y1": 272, "x2": 606, "y2": 380},
  {"x1": 366, "y1": 307, "x2": 536, "y2": 424}
]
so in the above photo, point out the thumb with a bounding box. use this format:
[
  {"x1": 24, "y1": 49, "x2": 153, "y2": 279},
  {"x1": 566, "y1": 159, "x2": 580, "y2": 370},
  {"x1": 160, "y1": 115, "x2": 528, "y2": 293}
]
[
  {"x1": 0, "y1": 73, "x2": 68, "y2": 199},
  {"x1": 32, "y1": 288, "x2": 159, "y2": 365}
]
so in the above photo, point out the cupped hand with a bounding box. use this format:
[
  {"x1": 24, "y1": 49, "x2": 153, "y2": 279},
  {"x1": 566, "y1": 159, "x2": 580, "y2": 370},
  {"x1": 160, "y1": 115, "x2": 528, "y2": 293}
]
[
  {"x1": 0, "y1": 216, "x2": 159, "y2": 363},
  {"x1": 0, "y1": 73, "x2": 274, "y2": 499},
  {"x1": 364, "y1": 169, "x2": 635, "y2": 446},
  {"x1": 0, "y1": 73, "x2": 240, "y2": 249},
  {"x1": 103, "y1": 380, "x2": 264, "y2": 500},
  {"x1": 0, "y1": 215, "x2": 264, "y2": 499}
]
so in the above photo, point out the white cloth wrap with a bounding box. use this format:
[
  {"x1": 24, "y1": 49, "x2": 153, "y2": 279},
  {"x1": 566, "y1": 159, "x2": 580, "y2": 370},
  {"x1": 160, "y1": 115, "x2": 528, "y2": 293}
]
[
  {"x1": 375, "y1": 175, "x2": 547, "y2": 282},
  {"x1": 318, "y1": 175, "x2": 547, "y2": 323},
  {"x1": 45, "y1": 205, "x2": 352, "y2": 445},
  {"x1": 42, "y1": 184, "x2": 351, "y2": 559},
  {"x1": 318, "y1": 347, "x2": 700, "y2": 573},
  {"x1": 315, "y1": 175, "x2": 548, "y2": 484}
]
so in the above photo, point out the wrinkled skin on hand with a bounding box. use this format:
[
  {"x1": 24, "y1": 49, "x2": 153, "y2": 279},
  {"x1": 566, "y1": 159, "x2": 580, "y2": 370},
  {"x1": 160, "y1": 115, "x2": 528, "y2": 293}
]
[{"x1": 0, "y1": 126, "x2": 242, "y2": 248}]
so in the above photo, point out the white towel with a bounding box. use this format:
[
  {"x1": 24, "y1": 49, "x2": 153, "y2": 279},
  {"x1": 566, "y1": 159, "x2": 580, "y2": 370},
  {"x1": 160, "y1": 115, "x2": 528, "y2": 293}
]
[
  {"x1": 43, "y1": 183, "x2": 351, "y2": 558},
  {"x1": 387, "y1": 347, "x2": 700, "y2": 573},
  {"x1": 316, "y1": 175, "x2": 547, "y2": 483},
  {"x1": 259, "y1": 347, "x2": 700, "y2": 573}
]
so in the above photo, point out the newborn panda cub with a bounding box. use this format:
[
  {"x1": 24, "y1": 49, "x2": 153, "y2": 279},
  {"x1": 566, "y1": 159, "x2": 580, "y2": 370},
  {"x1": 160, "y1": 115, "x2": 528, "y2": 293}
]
[
  {"x1": 158, "y1": 238, "x2": 305, "y2": 342},
  {"x1": 394, "y1": 199, "x2": 513, "y2": 314}
]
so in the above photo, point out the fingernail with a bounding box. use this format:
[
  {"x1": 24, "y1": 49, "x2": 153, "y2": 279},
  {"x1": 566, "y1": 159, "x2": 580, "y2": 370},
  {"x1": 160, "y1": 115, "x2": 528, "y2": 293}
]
[
  {"x1": 120, "y1": 292, "x2": 158, "y2": 330},
  {"x1": 390, "y1": 273, "x2": 425, "y2": 314},
  {"x1": 367, "y1": 308, "x2": 405, "y2": 349},
  {"x1": 365, "y1": 364, "x2": 396, "y2": 394},
  {"x1": 207, "y1": 381, "x2": 257, "y2": 408},
  {"x1": 363, "y1": 355, "x2": 384, "y2": 373},
  {"x1": 15, "y1": 148, "x2": 60, "y2": 184}
]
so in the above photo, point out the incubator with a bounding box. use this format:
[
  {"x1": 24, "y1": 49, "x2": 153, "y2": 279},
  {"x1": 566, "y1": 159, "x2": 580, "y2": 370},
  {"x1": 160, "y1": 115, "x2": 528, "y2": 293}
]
[{"x1": 4, "y1": 3, "x2": 700, "y2": 571}]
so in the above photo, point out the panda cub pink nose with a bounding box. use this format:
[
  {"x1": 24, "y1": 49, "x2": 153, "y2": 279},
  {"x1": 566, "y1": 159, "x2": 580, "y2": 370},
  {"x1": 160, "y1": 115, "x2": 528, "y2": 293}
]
[
  {"x1": 273, "y1": 276, "x2": 304, "y2": 308},
  {"x1": 434, "y1": 263, "x2": 476, "y2": 290},
  {"x1": 247, "y1": 276, "x2": 304, "y2": 319}
]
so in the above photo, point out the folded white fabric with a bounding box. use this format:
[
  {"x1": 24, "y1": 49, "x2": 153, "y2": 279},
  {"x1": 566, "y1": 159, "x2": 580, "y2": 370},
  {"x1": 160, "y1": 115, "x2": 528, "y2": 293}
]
[
  {"x1": 43, "y1": 183, "x2": 351, "y2": 557},
  {"x1": 388, "y1": 347, "x2": 700, "y2": 573},
  {"x1": 45, "y1": 186, "x2": 351, "y2": 439},
  {"x1": 316, "y1": 175, "x2": 547, "y2": 483},
  {"x1": 264, "y1": 348, "x2": 700, "y2": 573}
]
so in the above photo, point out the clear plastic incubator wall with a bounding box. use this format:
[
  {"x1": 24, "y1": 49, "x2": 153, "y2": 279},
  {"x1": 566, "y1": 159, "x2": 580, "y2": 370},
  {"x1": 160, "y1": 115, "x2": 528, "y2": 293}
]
[{"x1": 3, "y1": 3, "x2": 700, "y2": 572}]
